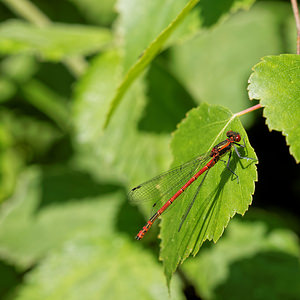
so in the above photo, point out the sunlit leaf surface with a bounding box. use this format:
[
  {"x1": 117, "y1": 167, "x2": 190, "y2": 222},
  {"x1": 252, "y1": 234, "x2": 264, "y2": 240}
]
[{"x1": 248, "y1": 54, "x2": 300, "y2": 162}]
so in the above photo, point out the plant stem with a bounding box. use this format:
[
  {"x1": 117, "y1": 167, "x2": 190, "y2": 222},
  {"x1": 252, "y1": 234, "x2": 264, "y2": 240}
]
[
  {"x1": 2, "y1": 0, "x2": 87, "y2": 77},
  {"x1": 291, "y1": 0, "x2": 300, "y2": 54},
  {"x1": 234, "y1": 104, "x2": 262, "y2": 117}
]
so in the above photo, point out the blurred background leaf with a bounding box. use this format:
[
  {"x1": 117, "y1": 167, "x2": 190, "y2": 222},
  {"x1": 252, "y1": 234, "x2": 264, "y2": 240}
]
[
  {"x1": 14, "y1": 234, "x2": 185, "y2": 300},
  {"x1": 0, "y1": 167, "x2": 123, "y2": 269}
]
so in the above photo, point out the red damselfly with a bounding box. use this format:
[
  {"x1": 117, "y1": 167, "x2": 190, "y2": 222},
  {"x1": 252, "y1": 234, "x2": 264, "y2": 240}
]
[{"x1": 129, "y1": 131, "x2": 255, "y2": 240}]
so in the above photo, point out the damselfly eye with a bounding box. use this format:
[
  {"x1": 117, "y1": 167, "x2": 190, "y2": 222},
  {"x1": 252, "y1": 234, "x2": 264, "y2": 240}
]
[{"x1": 235, "y1": 134, "x2": 241, "y2": 142}]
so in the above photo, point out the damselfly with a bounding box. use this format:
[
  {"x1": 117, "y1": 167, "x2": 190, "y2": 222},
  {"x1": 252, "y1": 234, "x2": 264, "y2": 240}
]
[{"x1": 129, "y1": 131, "x2": 255, "y2": 240}]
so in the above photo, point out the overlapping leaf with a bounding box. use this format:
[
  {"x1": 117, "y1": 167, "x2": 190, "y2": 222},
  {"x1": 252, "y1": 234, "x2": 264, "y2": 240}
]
[
  {"x1": 248, "y1": 54, "x2": 300, "y2": 162},
  {"x1": 159, "y1": 104, "x2": 258, "y2": 285}
]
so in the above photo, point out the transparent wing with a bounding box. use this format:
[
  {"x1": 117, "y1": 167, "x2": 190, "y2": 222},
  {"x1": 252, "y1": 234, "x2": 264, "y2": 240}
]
[{"x1": 129, "y1": 154, "x2": 210, "y2": 210}]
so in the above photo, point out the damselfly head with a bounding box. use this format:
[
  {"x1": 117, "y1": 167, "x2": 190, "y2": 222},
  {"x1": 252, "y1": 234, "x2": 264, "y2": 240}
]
[{"x1": 226, "y1": 131, "x2": 241, "y2": 142}]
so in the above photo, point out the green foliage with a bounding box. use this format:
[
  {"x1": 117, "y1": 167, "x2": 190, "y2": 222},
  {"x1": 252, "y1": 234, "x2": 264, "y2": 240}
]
[
  {"x1": 0, "y1": 167, "x2": 123, "y2": 269},
  {"x1": 248, "y1": 54, "x2": 300, "y2": 162},
  {"x1": 0, "y1": 168, "x2": 184, "y2": 299},
  {"x1": 0, "y1": 0, "x2": 299, "y2": 299},
  {"x1": 15, "y1": 235, "x2": 184, "y2": 300}
]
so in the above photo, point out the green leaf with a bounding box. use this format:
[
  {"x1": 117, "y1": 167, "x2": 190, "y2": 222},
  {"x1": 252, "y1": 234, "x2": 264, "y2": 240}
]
[
  {"x1": 73, "y1": 50, "x2": 171, "y2": 188},
  {"x1": 169, "y1": 2, "x2": 290, "y2": 124},
  {"x1": 0, "y1": 167, "x2": 123, "y2": 269},
  {"x1": 103, "y1": 0, "x2": 200, "y2": 128},
  {"x1": 0, "y1": 20, "x2": 112, "y2": 61},
  {"x1": 159, "y1": 103, "x2": 258, "y2": 285},
  {"x1": 182, "y1": 218, "x2": 300, "y2": 300},
  {"x1": 248, "y1": 54, "x2": 300, "y2": 162},
  {"x1": 15, "y1": 234, "x2": 184, "y2": 300}
]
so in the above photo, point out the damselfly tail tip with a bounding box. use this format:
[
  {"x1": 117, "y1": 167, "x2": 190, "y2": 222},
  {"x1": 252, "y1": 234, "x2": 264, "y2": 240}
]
[{"x1": 135, "y1": 230, "x2": 144, "y2": 240}]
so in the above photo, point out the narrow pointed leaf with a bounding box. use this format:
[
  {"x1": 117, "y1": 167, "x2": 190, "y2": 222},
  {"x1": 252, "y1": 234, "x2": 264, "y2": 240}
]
[{"x1": 103, "y1": 0, "x2": 200, "y2": 128}]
